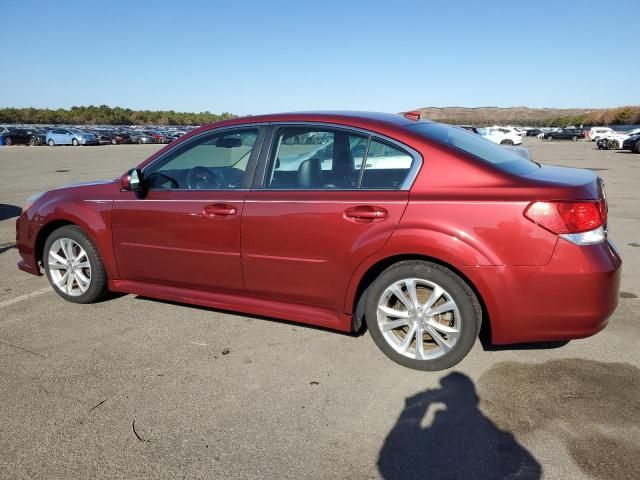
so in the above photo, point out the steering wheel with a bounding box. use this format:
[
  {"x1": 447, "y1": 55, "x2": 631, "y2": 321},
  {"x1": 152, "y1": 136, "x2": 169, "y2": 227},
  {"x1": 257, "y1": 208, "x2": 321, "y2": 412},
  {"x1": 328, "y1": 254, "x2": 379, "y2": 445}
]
[{"x1": 187, "y1": 166, "x2": 225, "y2": 189}]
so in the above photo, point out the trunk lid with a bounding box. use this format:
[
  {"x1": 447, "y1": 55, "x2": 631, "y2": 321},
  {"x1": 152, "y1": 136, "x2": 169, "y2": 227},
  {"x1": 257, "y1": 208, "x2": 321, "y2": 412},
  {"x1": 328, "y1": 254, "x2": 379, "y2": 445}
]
[{"x1": 520, "y1": 165, "x2": 602, "y2": 200}]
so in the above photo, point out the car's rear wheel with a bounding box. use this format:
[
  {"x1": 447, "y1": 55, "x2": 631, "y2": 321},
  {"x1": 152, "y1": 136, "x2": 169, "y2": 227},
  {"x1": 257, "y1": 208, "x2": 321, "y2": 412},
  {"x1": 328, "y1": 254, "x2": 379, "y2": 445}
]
[
  {"x1": 29, "y1": 137, "x2": 36, "y2": 146},
  {"x1": 572, "y1": 136, "x2": 578, "y2": 142},
  {"x1": 137, "y1": 139, "x2": 143, "y2": 144},
  {"x1": 43, "y1": 225, "x2": 108, "y2": 304},
  {"x1": 111, "y1": 138, "x2": 117, "y2": 145},
  {"x1": 635, "y1": 143, "x2": 640, "y2": 154},
  {"x1": 547, "y1": 136, "x2": 553, "y2": 142},
  {"x1": 365, "y1": 261, "x2": 481, "y2": 371},
  {"x1": 5, "y1": 136, "x2": 12, "y2": 146},
  {"x1": 72, "y1": 138, "x2": 79, "y2": 146},
  {"x1": 48, "y1": 139, "x2": 55, "y2": 147},
  {"x1": 500, "y1": 139, "x2": 514, "y2": 145},
  {"x1": 607, "y1": 140, "x2": 618, "y2": 150}
]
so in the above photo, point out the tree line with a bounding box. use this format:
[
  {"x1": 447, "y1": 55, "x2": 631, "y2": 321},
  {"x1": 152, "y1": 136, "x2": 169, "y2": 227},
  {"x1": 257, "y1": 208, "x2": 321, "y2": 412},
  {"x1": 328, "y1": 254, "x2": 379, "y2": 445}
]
[
  {"x1": 428, "y1": 106, "x2": 640, "y2": 127},
  {"x1": 0, "y1": 105, "x2": 236, "y2": 125},
  {"x1": 2, "y1": 104, "x2": 639, "y2": 127}
]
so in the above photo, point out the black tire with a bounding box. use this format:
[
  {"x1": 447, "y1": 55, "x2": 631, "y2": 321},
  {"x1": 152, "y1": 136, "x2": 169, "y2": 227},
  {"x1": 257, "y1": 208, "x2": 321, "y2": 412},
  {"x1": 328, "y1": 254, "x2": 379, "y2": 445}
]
[
  {"x1": 72, "y1": 138, "x2": 79, "y2": 146},
  {"x1": 572, "y1": 136, "x2": 578, "y2": 142},
  {"x1": 43, "y1": 225, "x2": 108, "y2": 304},
  {"x1": 29, "y1": 137, "x2": 36, "y2": 146},
  {"x1": 48, "y1": 139, "x2": 55, "y2": 147},
  {"x1": 547, "y1": 136, "x2": 553, "y2": 142},
  {"x1": 500, "y1": 139, "x2": 514, "y2": 145},
  {"x1": 365, "y1": 260, "x2": 481, "y2": 371},
  {"x1": 635, "y1": 142, "x2": 640, "y2": 154},
  {"x1": 607, "y1": 140, "x2": 618, "y2": 150},
  {"x1": 5, "y1": 136, "x2": 12, "y2": 146},
  {"x1": 137, "y1": 138, "x2": 143, "y2": 144}
]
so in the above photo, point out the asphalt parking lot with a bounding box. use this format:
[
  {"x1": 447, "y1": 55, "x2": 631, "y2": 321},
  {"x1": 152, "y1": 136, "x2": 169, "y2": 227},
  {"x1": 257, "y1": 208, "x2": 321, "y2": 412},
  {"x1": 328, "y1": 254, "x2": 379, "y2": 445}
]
[{"x1": 1, "y1": 139, "x2": 639, "y2": 479}]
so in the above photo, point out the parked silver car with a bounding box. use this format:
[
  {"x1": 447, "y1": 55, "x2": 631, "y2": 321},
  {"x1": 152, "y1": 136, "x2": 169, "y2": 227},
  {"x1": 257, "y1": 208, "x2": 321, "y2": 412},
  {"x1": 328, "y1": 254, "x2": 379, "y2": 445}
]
[{"x1": 46, "y1": 128, "x2": 98, "y2": 146}]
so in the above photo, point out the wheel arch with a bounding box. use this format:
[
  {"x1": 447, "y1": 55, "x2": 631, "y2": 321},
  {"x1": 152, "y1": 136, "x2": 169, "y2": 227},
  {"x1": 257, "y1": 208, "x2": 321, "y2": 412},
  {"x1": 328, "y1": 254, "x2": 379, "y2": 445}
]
[
  {"x1": 33, "y1": 205, "x2": 119, "y2": 281},
  {"x1": 348, "y1": 253, "x2": 492, "y2": 344},
  {"x1": 35, "y1": 219, "x2": 76, "y2": 264}
]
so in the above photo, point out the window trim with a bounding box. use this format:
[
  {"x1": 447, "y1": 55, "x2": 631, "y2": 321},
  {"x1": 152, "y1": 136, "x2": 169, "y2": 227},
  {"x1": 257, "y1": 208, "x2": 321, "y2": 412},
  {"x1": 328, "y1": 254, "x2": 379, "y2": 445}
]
[
  {"x1": 141, "y1": 123, "x2": 267, "y2": 192},
  {"x1": 253, "y1": 122, "x2": 422, "y2": 191}
]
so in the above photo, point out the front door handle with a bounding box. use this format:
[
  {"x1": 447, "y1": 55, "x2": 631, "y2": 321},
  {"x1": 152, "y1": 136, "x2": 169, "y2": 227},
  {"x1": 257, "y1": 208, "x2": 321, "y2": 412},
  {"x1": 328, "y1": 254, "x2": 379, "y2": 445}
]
[
  {"x1": 203, "y1": 203, "x2": 237, "y2": 217},
  {"x1": 344, "y1": 205, "x2": 388, "y2": 221}
]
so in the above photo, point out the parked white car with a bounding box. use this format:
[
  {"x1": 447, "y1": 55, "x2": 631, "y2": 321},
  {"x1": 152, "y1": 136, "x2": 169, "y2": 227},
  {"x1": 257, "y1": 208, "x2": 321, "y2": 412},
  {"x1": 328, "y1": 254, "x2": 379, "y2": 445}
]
[
  {"x1": 480, "y1": 127, "x2": 523, "y2": 145},
  {"x1": 600, "y1": 128, "x2": 640, "y2": 149},
  {"x1": 588, "y1": 127, "x2": 615, "y2": 141}
]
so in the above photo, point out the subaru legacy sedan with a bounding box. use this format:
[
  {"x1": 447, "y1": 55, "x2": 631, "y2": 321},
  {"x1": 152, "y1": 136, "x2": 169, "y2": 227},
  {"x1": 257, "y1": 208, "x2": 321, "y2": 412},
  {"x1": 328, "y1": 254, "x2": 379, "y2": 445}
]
[{"x1": 16, "y1": 112, "x2": 621, "y2": 370}]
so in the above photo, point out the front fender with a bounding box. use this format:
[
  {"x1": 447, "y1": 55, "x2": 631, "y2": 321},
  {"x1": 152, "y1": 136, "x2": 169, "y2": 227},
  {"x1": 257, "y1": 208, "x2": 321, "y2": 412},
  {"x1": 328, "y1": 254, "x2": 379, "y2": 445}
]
[{"x1": 25, "y1": 197, "x2": 119, "y2": 280}]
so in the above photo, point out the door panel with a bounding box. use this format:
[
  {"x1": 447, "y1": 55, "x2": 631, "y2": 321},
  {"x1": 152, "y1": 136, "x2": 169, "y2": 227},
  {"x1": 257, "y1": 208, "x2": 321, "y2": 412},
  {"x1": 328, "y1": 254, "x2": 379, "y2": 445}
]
[
  {"x1": 111, "y1": 125, "x2": 264, "y2": 293},
  {"x1": 241, "y1": 190, "x2": 408, "y2": 311},
  {"x1": 112, "y1": 189, "x2": 246, "y2": 293}
]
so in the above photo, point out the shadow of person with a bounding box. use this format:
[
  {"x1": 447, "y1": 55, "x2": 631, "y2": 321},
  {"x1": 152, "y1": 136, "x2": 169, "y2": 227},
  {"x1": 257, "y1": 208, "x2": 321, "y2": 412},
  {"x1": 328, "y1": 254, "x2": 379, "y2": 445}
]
[{"x1": 378, "y1": 373, "x2": 541, "y2": 480}]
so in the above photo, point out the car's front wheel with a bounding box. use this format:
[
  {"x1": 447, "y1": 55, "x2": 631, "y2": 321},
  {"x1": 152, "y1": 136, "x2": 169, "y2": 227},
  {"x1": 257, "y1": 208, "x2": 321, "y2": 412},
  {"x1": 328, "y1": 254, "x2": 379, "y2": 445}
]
[
  {"x1": 365, "y1": 261, "x2": 481, "y2": 371},
  {"x1": 72, "y1": 138, "x2": 79, "y2": 146},
  {"x1": 43, "y1": 225, "x2": 108, "y2": 303},
  {"x1": 48, "y1": 139, "x2": 55, "y2": 146}
]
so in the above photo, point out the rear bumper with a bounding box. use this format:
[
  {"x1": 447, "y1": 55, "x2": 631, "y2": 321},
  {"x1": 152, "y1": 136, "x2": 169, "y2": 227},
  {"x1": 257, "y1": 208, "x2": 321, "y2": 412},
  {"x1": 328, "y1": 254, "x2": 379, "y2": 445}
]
[{"x1": 461, "y1": 238, "x2": 621, "y2": 345}]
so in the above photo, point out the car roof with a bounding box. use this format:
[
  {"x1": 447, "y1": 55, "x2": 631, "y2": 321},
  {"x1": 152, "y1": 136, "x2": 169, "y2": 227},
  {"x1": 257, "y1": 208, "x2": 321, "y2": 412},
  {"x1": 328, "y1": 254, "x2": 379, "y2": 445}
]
[{"x1": 200, "y1": 111, "x2": 433, "y2": 130}]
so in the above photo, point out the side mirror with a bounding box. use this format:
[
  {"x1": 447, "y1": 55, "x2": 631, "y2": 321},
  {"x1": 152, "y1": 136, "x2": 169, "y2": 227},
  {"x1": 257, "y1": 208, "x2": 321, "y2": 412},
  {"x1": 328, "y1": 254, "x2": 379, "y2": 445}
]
[{"x1": 120, "y1": 168, "x2": 145, "y2": 197}]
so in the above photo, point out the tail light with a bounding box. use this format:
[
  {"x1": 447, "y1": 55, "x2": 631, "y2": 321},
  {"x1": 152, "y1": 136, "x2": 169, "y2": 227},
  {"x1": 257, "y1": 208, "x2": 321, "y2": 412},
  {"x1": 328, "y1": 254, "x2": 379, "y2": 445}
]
[{"x1": 524, "y1": 199, "x2": 607, "y2": 245}]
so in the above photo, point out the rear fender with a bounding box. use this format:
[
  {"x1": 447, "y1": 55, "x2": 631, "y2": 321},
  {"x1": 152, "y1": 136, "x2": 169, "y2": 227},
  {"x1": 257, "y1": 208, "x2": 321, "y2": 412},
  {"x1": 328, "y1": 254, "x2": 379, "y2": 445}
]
[{"x1": 343, "y1": 228, "x2": 494, "y2": 314}]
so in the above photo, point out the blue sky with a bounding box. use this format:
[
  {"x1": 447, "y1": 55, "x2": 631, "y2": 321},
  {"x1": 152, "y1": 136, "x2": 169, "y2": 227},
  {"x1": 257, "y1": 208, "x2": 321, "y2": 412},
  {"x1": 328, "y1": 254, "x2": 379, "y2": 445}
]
[{"x1": 2, "y1": 0, "x2": 638, "y2": 115}]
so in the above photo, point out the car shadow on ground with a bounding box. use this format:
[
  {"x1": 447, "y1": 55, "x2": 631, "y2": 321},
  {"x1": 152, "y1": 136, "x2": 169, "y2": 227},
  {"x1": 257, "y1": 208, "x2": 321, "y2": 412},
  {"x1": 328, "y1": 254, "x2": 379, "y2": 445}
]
[
  {"x1": 0, "y1": 243, "x2": 16, "y2": 254},
  {"x1": 0, "y1": 204, "x2": 22, "y2": 221},
  {"x1": 378, "y1": 359, "x2": 640, "y2": 479},
  {"x1": 377, "y1": 372, "x2": 542, "y2": 479}
]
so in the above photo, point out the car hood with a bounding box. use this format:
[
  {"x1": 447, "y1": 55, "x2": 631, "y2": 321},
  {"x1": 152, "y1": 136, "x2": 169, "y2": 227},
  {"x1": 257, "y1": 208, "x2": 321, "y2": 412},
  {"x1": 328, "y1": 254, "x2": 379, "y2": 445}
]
[{"x1": 42, "y1": 179, "x2": 121, "y2": 203}]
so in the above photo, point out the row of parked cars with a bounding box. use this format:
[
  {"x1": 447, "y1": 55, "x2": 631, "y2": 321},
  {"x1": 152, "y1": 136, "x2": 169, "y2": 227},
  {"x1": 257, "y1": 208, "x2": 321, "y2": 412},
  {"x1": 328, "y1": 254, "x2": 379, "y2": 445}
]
[
  {"x1": 0, "y1": 125, "x2": 196, "y2": 147},
  {"x1": 469, "y1": 124, "x2": 640, "y2": 153},
  {"x1": 592, "y1": 127, "x2": 640, "y2": 152}
]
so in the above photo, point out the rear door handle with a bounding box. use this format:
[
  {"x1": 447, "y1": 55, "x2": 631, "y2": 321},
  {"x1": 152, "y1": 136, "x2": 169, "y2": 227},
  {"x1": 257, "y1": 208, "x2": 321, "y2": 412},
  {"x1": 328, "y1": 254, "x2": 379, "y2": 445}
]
[
  {"x1": 203, "y1": 203, "x2": 237, "y2": 217},
  {"x1": 344, "y1": 205, "x2": 388, "y2": 221}
]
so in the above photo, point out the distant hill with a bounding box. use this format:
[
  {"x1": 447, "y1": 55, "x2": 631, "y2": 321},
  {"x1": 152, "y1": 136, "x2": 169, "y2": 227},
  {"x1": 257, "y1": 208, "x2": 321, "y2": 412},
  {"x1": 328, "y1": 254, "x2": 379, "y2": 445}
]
[{"x1": 411, "y1": 106, "x2": 640, "y2": 127}]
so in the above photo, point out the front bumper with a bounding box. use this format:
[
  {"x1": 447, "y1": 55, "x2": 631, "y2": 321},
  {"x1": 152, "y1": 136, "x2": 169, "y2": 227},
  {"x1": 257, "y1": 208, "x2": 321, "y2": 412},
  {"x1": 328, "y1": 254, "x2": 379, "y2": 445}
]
[
  {"x1": 15, "y1": 211, "x2": 42, "y2": 276},
  {"x1": 461, "y1": 238, "x2": 621, "y2": 345}
]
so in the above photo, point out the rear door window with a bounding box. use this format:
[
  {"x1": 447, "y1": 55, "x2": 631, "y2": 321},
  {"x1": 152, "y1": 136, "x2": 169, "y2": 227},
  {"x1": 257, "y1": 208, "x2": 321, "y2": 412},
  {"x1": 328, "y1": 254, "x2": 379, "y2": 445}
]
[
  {"x1": 264, "y1": 126, "x2": 417, "y2": 190},
  {"x1": 265, "y1": 127, "x2": 367, "y2": 189},
  {"x1": 360, "y1": 138, "x2": 414, "y2": 189}
]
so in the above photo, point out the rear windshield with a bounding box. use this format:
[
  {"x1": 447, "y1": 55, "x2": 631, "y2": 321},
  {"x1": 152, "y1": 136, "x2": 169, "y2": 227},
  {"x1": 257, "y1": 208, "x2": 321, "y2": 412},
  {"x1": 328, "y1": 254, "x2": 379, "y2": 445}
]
[{"x1": 409, "y1": 123, "x2": 538, "y2": 175}]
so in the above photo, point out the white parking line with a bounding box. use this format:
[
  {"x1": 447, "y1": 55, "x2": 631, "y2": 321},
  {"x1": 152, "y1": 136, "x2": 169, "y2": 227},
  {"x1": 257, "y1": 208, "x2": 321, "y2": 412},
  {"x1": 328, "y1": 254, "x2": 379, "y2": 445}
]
[{"x1": 0, "y1": 287, "x2": 51, "y2": 308}]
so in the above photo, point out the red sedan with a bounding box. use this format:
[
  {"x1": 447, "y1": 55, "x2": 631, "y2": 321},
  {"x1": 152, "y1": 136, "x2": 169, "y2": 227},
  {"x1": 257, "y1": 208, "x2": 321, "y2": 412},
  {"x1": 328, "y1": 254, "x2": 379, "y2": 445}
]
[{"x1": 15, "y1": 112, "x2": 621, "y2": 370}]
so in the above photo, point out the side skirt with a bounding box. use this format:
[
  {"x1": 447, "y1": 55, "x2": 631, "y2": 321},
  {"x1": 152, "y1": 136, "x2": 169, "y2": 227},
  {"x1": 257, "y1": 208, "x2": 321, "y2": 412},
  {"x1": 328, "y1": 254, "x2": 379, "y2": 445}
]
[{"x1": 109, "y1": 279, "x2": 352, "y2": 332}]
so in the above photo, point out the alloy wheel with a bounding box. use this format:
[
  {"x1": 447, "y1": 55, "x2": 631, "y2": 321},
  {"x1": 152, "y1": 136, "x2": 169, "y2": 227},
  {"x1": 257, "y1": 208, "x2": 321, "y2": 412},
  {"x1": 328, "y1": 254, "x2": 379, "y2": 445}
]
[
  {"x1": 377, "y1": 278, "x2": 460, "y2": 360},
  {"x1": 48, "y1": 238, "x2": 92, "y2": 296}
]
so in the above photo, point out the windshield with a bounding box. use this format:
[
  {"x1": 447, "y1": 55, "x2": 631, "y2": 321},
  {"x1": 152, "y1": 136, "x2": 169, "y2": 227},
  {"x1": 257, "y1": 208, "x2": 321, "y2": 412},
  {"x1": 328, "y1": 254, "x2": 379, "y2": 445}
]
[{"x1": 410, "y1": 123, "x2": 538, "y2": 175}]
